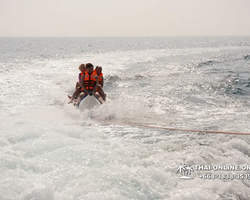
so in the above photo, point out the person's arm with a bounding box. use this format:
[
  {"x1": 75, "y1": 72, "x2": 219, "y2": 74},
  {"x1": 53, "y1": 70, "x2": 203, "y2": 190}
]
[
  {"x1": 101, "y1": 77, "x2": 104, "y2": 88},
  {"x1": 80, "y1": 75, "x2": 89, "y2": 94},
  {"x1": 78, "y1": 74, "x2": 81, "y2": 85},
  {"x1": 91, "y1": 75, "x2": 99, "y2": 94}
]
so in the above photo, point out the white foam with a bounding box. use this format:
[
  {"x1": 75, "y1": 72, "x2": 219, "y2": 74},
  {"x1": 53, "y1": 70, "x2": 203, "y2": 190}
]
[{"x1": 1, "y1": 38, "x2": 250, "y2": 199}]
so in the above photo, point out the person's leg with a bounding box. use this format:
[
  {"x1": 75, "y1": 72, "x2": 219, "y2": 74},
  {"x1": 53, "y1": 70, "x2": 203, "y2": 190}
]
[
  {"x1": 73, "y1": 91, "x2": 87, "y2": 106},
  {"x1": 72, "y1": 87, "x2": 81, "y2": 99},
  {"x1": 75, "y1": 82, "x2": 80, "y2": 90},
  {"x1": 97, "y1": 84, "x2": 106, "y2": 101},
  {"x1": 94, "y1": 91, "x2": 105, "y2": 104},
  {"x1": 68, "y1": 87, "x2": 81, "y2": 103},
  {"x1": 68, "y1": 82, "x2": 80, "y2": 99},
  {"x1": 79, "y1": 91, "x2": 87, "y2": 100}
]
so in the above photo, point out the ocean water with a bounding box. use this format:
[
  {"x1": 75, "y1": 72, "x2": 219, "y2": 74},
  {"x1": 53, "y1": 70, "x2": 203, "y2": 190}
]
[{"x1": 0, "y1": 37, "x2": 250, "y2": 200}]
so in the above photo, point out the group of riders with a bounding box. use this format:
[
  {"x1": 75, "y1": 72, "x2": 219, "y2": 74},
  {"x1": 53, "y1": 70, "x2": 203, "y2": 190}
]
[{"x1": 68, "y1": 63, "x2": 106, "y2": 105}]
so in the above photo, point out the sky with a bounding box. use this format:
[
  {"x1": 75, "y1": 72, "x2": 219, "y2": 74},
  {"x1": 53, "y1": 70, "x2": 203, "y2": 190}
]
[{"x1": 0, "y1": 0, "x2": 250, "y2": 37}]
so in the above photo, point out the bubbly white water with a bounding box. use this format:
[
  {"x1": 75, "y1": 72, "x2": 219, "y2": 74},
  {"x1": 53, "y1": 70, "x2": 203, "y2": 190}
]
[{"x1": 1, "y1": 37, "x2": 250, "y2": 200}]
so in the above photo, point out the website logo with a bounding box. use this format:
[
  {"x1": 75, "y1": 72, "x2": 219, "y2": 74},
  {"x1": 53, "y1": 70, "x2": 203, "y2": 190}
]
[{"x1": 177, "y1": 163, "x2": 194, "y2": 179}]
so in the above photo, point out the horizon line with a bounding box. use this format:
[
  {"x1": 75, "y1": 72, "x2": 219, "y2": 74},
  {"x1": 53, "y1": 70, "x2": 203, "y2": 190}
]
[{"x1": 1, "y1": 35, "x2": 250, "y2": 38}]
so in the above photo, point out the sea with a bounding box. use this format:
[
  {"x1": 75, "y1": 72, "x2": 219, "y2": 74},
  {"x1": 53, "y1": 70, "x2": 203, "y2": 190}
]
[{"x1": 0, "y1": 37, "x2": 250, "y2": 200}]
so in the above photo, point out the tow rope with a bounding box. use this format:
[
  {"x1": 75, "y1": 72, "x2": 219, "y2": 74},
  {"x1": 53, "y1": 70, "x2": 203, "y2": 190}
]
[{"x1": 105, "y1": 121, "x2": 250, "y2": 136}]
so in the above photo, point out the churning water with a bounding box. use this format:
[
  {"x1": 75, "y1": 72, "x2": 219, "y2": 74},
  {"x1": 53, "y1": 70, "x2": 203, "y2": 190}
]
[{"x1": 1, "y1": 37, "x2": 250, "y2": 200}]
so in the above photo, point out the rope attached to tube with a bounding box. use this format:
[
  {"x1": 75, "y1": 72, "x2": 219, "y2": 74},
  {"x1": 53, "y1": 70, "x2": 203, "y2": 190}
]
[{"x1": 106, "y1": 120, "x2": 250, "y2": 136}]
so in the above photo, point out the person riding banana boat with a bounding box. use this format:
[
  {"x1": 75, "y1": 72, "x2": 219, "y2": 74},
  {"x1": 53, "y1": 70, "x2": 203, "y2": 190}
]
[
  {"x1": 68, "y1": 63, "x2": 106, "y2": 106},
  {"x1": 79, "y1": 63, "x2": 104, "y2": 102},
  {"x1": 68, "y1": 64, "x2": 86, "y2": 103},
  {"x1": 95, "y1": 66, "x2": 106, "y2": 101}
]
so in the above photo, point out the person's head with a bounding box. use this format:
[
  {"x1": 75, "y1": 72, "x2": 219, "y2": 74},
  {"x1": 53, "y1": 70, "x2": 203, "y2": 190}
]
[
  {"x1": 95, "y1": 66, "x2": 102, "y2": 75},
  {"x1": 86, "y1": 63, "x2": 94, "y2": 74},
  {"x1": 79, "y1": 64, "x2": 86, "y2": 73}
]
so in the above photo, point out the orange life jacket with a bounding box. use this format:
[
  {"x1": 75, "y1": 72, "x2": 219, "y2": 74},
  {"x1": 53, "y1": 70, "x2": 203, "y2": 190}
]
[{"x1": 83, "y1": 71, "x2": 97, "y2": 91}]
